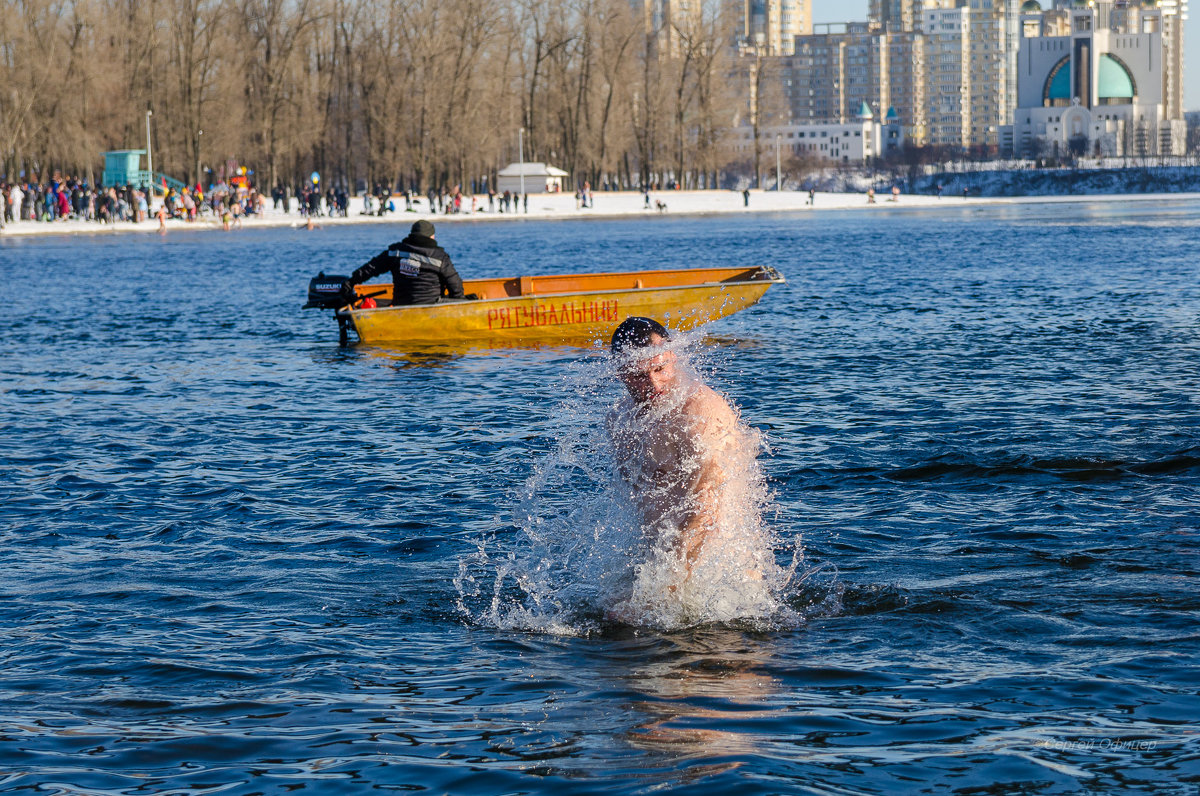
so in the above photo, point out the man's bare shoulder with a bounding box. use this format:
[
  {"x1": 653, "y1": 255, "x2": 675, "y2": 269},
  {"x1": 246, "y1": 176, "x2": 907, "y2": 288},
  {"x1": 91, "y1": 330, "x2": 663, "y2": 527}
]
[{"x1": 682, "y1": 384, "x2": 739, "y2": 431}]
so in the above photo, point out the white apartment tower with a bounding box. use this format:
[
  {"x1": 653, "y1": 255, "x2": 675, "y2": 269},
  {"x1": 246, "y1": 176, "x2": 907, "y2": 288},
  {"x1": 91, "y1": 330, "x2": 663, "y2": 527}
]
[
  {"x1": 917, "y1": 0, "x2": 1019, "y2": 151},
  {"x1": 1156, "y1": 0, "x2": 1187, "y2": 121},
  {"x1": 870, "y1": 0, "x2": 920, "y2": 32},
  {"x1": 736, "y1": 0, "x2": 814, "y2": 55},
  {"x1": 636, "y1": 0, "x2": 703, "y2": 56},
  {"x1": 919, "y1": 4, "x2": 970, "y2": 147}
]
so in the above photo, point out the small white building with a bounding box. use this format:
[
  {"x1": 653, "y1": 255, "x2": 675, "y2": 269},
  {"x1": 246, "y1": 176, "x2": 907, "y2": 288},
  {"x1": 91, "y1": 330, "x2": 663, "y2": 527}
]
[
  {"x1": 732, "y1": 104, "x2": 905, "y2": 165},
  {"x1": 496, "y1": 162, "x2": 568, "y2": 194}
]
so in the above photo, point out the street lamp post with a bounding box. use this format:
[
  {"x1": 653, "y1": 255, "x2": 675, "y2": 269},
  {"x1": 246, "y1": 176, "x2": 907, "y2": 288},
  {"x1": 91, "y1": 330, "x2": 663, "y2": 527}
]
[
  {"x1": 145, "y1": 110, "x2": 154, "y2": 197},
  {"x1": 518, "y1": 127, "x2": 527, "y2": 209},
  {"x1": 775, "y1": 134, "x2": 782, "y2": 191},
  {"x1": 195, "y1": 130, "x2": 203, "y2": 190}
]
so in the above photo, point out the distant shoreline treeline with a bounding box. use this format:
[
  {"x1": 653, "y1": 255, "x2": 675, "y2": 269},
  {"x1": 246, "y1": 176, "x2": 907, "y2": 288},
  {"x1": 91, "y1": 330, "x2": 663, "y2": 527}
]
[{"x1": 1, "y1": 0, "x2": 770, "y2": 192}]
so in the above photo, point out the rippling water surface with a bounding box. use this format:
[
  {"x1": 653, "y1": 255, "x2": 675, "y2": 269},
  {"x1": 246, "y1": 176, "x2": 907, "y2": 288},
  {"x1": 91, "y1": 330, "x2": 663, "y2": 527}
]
[{"x1": 2, "y1": 200, "x2": 1198, "y2": 794}]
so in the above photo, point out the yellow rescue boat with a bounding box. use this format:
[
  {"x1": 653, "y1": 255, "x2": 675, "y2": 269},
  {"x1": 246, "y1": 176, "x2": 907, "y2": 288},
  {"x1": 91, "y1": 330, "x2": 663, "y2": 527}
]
[{"x1": 307, "y1": 265, "x2": 785, "y2": 346}]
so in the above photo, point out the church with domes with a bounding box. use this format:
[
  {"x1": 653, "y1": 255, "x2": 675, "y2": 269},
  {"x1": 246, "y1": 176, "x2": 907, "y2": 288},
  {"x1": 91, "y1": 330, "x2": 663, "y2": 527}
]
[{"x1": 1006, "y1": 1, "x2": 1186, "y2": 157}]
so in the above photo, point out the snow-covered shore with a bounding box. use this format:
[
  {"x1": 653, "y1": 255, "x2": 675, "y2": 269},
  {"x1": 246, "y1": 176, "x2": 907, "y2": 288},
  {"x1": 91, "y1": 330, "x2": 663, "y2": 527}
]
[{"x1": 3, "y1": 188, "x2": 1198, "y2": 239}]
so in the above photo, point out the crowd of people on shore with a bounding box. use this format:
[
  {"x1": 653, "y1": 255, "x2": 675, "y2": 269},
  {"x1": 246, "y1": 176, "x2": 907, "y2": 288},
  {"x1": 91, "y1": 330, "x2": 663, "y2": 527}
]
[
  {"x1": 0, "y1": 165, "x2": 608, "y2": 234},
  {"x1": 417, "y1": 185, "x2": 529, "y2": 215},
  {"x1": 0, "y1": 176, "x2": 282, "y2": 231},
  {"x1": 1, "y1": 179, "x2": 153, "y2": 226},
  {"x1": 0, "y1": 177, "x2": 411, "y2": 232},
  {"x1": 2, "y1": 173, "x2": 689, "y2": 233},
  {"x1": 281, "y1": 184, "x2": 354, "y2": 218},
  {"x1": 0, "y1": 174, "x2": 396, "y2": 232}
]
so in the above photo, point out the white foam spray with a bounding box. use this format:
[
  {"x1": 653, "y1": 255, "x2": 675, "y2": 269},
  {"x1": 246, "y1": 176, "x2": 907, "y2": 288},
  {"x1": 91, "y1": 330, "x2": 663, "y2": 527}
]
[{"x1": 456, "y1": 331, "x2": 807, "y2": 633}]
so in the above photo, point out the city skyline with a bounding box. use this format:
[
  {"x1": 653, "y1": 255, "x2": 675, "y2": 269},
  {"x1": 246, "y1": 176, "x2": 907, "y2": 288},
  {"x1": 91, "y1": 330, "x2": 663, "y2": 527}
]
[{"x1": 811, "y1": 0, "x2": 1200, "y2": 111}]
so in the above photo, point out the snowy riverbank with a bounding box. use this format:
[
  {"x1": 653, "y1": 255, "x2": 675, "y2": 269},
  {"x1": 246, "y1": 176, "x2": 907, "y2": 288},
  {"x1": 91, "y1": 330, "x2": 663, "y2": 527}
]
[
  {"x1": 915, "y1": 164, "x2": 1200, "y2": 198},
  {"x1": 3, "y1": 188, "x2": 1199, "y2": 239}
]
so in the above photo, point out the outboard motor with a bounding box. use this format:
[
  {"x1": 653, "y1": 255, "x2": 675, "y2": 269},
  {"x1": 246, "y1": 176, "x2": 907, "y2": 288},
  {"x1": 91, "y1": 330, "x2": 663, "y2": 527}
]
[{"x1": 303, "y1": 272, "x2": 355, "y2": 309}]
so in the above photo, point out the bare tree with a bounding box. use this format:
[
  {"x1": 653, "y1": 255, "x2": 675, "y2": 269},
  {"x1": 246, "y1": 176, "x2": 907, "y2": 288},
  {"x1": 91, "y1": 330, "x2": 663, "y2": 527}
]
[
  {"x1": 515, "y1": 0, "x2": 575, "y2": 165},
  {"x1": 688, "y1": 1, "x2": 736, "y2": 189},
  {"x1": 1, "y1": 0, "x2": 757, "y2": 196},
  {"x1": 237, "y1": 0, "x2": 321, "y2": 189},
  {"x1": 588, "y1": 0, "x2": 638, "y2": 187},
  {"x1": 2, "y1": 0, "x2": 101, "y2": 180},
  {"x1": 744, "y1": 51, "x2": 789, "y2": 189},
  {"x1": 630, "y1": 13, "x2": 669, "y2": 188},
  {"x1": 165, "y1": 0, "x2": 232, "y2": 185}
]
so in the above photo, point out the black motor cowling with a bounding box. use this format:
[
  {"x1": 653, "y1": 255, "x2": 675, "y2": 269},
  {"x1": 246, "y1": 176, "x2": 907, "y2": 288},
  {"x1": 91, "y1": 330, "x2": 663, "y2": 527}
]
[{"x1": 303, "y1": 272, "x2": 355, "y2": 309}]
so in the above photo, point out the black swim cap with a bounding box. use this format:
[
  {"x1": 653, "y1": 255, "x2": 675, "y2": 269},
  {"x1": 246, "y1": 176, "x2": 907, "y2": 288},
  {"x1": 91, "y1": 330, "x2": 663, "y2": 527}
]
[{"x1": 611, "y1": 316, "x2": 670, "y2": 355}]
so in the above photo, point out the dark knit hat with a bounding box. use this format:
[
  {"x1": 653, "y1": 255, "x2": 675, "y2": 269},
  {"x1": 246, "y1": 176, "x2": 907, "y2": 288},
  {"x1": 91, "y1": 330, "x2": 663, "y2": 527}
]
[{"x1": 410, "y1": 220, "x2": 435, "y2": 238}]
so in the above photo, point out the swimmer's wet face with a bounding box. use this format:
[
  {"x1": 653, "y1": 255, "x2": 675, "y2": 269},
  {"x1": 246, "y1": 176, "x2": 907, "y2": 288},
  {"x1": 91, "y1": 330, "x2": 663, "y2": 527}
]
[
  {"x1": 611, "y1": 318, "x2": 678, "y2": 405},
  {"x1": 618, "y1": 336, "x2": 679, "y2": 404}
]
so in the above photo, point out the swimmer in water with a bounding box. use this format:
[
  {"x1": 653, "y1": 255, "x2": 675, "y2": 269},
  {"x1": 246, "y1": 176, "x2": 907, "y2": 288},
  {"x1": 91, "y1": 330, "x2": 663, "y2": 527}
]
[{"x1": 607, "y1": 318, "x2": 768, "y2": 603}]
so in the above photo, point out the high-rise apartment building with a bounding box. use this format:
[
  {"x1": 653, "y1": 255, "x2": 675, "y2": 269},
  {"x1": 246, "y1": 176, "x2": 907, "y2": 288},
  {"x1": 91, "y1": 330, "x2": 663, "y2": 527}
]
[
  {"x1": 763, "y1": 0, "x2": 1019, "y2": 149},
  {"x1": 1157, "y1": 0, "x2": 1187, "y2": 121},
  {"x1": 743, "y1": 0, "x2": 1183, "y2": 153},
  {"x1": 883, "y1": 32, "x2": 927, "y2": 143},
  {"x1": 780, "y1": 24, "x2": 889, "y2": 120},
  {"x1": 776, "y1": 23, "x2": 925, "y2": 141},
  {"x1": 779, "y1": 34, "x2": 845, "y2": 124},
  {"x1": 869, "y1": 0, "x2": 919, "y2": 33},
  {"x1": 735, "y1": 0, "x2": 813, "y2": 55},
  {"x1": 916, "y1": 0, "x2": 1019, "y2": 150},
  {"x1": 636, "y1": 0, "x2": 703, "y2": 57},
  {"x1": 918, "y1": 3, "x2": 970, "y2": 147}
]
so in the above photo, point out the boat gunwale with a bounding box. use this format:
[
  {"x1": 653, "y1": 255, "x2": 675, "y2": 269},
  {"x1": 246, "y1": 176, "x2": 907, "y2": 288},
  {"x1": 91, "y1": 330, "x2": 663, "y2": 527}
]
[
  {"x1": 479, "y1": 264, "x2": 777, "y2": 282},
  {"x1": 341, "y1": 274, "x2": 785, "y2": 316}
]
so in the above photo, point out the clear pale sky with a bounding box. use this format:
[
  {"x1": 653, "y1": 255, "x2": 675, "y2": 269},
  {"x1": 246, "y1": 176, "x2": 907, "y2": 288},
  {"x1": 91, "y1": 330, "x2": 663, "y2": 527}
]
[{"x1": 811, "y1": 0, "x2": 1199, "y2": 111}]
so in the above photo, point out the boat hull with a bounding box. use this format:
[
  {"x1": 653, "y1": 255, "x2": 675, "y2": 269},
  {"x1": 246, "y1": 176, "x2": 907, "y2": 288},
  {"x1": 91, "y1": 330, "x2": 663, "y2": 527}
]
[{"x1": 337, "y1": 266, "x2": 784, "y2": 346}]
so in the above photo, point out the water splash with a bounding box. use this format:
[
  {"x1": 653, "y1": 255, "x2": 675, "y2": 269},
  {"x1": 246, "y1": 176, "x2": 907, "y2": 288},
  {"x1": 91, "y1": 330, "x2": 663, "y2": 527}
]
[{"x1": 456, "y1": 331, "x2": 814, "y2": 633}]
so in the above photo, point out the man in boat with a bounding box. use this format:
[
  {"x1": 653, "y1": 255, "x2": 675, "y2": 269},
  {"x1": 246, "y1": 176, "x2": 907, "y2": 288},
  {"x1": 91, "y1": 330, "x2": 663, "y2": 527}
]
[
  {"x1": 607, "y1": 317, "x2": 768, "y2": 593},
  {"x1": 347, "y1": 219, "x2": 464, "y2": 305}
]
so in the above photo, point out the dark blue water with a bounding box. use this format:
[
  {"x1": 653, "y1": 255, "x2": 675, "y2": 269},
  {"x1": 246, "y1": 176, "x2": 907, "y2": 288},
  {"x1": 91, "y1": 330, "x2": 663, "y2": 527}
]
[{"x1": 2, "y1": 202, "x2": 1198, "y2": 794}]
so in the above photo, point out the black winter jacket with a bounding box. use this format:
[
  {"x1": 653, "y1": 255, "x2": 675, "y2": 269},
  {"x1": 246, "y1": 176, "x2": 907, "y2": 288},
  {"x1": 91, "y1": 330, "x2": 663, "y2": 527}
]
[{"x1": 350, "y1": 234, "x2": 464, "y2": 305}]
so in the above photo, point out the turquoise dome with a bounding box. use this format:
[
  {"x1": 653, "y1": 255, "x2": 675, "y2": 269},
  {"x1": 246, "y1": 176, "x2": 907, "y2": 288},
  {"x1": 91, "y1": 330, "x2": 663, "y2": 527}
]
[
  {"x1": 1098, "y1": 54, "x2": 1135, "y2": 100},
  {"x1": 1045, "y1": 58, "x2": 1071, "y2": 102}
]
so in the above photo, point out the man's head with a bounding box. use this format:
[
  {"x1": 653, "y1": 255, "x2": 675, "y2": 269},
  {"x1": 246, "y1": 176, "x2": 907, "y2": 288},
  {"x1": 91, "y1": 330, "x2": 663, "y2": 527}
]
[
  {"x1": 611, "y1": 317, "x2": 677, "y2": 404},
  {"x1": 410, "y1": 219, "x2": 435, "y2": 239}
]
